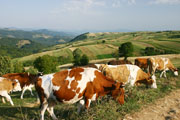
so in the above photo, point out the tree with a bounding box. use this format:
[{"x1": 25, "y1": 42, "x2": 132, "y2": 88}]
[
  {"x1": 80, "y1": 54, "x2": 89, "y2": 66},
  {"x1": 13, "y1": 61, "x2": 24, "y2": 73},
  {"x1": 73, "y1": 48, "x2": 83, "y2": 66},
  {"x1": 119, "y1": 42, "x2": 134, "y2": 60},
  {"x1": 33, "y1": 55, "x2": 58, "y2": 74},
  {"x1": 0, "y1": 56, "x2": 14, "y2": 76}
]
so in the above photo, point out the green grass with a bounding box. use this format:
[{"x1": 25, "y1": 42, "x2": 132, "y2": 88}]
[
  {"x1": 0, "y1": 70, "x2": 180, "y2": 120},
  {"x1": 13, "y1": 31, "x2": 180, "y2": 63}
]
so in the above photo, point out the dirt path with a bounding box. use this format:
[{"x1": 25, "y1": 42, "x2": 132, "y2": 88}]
[{"x1": 123, "y1": 89, "x2": 180, "y2": 120}]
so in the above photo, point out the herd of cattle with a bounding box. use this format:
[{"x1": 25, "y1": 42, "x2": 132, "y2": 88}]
[{"x1": 0, "y1": 57, "x2": 178, "y2": 120}]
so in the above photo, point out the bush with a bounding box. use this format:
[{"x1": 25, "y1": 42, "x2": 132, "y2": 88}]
[
  {"x1": 80, "y1": 54, "x2": 89, "y2": 66},
  {"x1": 119, "y1": 42, "x2": 134, "y2": 60},
  {"x1": 25, "y1": 67, "x2": 38, "y2": 74},
  {"x1": 33, "y1": 55, "x2": 58, "y2": 74},
  {"x1": 0, "y1": 56, "x2": 14, "y2": 76},
  {"x1": 13, "y1": 61, "x2": 24, "y2": 73}
]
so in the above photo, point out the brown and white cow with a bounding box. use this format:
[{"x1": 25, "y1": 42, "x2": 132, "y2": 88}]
[
  {"x1": 2, "y1": 73, "x2": 41, "y2": 99},
  {"x1": 108, "y1": 60, "x2": 132, "y2": 65},
  {"x1": 0, "y1": 77, "x2": 21, "y2": 106},
  {"x1": 35, "y1": 67, "x2": 125, "y2": 120},
  {"x1": 134, "y1": 58, "x2": 148, "y2": 71},
  {"x1": 95, "y1": 64, "x2": 157, "y2": 88},
  {"x1": 148, "y1": 57, "x2": 178, "y2": 78}
]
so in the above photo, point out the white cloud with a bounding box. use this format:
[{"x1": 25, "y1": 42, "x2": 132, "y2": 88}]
[
  {"x1": 150, "y1": 0, "x2": 180, "y2": 4},
  {"x1": 51, "y1": 0, "x2": 106, "y2": 14},
  {"x1": 112, "y1": 0, "x2": 136, "y2": 8}
]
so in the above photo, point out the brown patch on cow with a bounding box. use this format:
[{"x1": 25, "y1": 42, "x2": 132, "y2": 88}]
[
  {"x1": 108, "y1": 60, "x2": 132, "y2": 65},
  {"x1": 2, "y1": 73, "x2": 35, "y2": 88},
  {"x1": 135, "y1": 69, "x2": 153, "y2": 85},
  {"x1": 134, "y1": 58, "x2": 148, "y2": 70},
  {"x1": 35, "y1": 78, "x2": 45, "y2": 106},
  {"x1": 76, "y1": 87, "x2": 80, "y2": 93},
  {"x1": 52, "y1": 68, "x2": 85, "y2": 102},
  {"x1": 69, "y1": 67, "x2": 84, "y2": 81}
]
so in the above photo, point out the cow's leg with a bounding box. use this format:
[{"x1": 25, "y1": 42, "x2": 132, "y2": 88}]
[
  {"x1": 4, "y1": 93, "x2": 14, "y2": 106},
  {"x1": 40, "y1": 101, "x2": 48, "y2": 120},
  {"x1": 20, "y1": 87, "x2": 26, "y2": 99},
  {"x1": 160, "y1": 71, "x2": 164, "y2": 78},
  {"x1": 2, "y1": 97, "x2": 6, "y2": 103},
  {"x1": 164, "y1": 71, "x2": 167, "y2": 78},
  {"x1": 47, "y1": 106, "x2": 57, "y2": 120},
  {"x1": 77, "y1": 99, "x2": 85, "y2": 114},
  {"x1": 28, "y1": 87, "x2": 34, "y2": 96}
]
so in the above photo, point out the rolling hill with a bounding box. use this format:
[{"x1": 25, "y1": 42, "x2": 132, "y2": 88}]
[
  {"x1": 0, "y1": 28, "x2": 76, "y2": 45},
  {"x1": 14, "y1": 30, "x2": 180, "y2": 65},
  {"x1": 0, "y1": 37, "x2": 46, "y2": 58}
]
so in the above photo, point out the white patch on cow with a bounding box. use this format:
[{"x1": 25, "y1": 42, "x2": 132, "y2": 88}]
[
  {"x1": 174, "y1": 71, "x2": 178, "y2": 76},
  {"x1": 13, "y1": 82, "x2": 22, "y2": 92},
  {"x1": 52, "y1": 85, "x2": 60, "y2": 91},
  {"x1": 66, "y1": 76, "x2": 75, "y2": 89},
  {"x1": 91, "y1": 93, "x2": 96, "y2": 101},
  {"x1": 40, "y1": 73, "x2": 57, "y2": 99},
  {"x1": 126, "y1": 64, "x2": 140, "y2": 86},
  {"x1": 107, "y1": 65, "x2": 118, "y2": 68},
  {"x1": 94, "y1": 64, "x2": 101, "y2": 69},
  {"x1": 151, "y1": 75, "x2": 157, "y2": 88},
  {"x1": 62, "y1": 68, "x2": 97, "y2": 104}
]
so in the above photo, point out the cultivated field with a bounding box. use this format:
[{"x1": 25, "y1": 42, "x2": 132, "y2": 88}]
[
  {"x1": 1, "y1": 55, "x2": 180, "y2": 120},
  {"x1": 13, "y1": 31, "x2": 180, "y2": 63}
]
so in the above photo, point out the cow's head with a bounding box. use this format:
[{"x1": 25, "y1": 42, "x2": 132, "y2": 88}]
[
  {"x1": 12, "y1": 79, "x2": 22, "y2": 92},
  {"x1": 174, "y1": 69, "x2": 178, "y2": 76},
  {"x1": 150, "y1": 74, "x2": 157, "y2": 88},
  {"x1": 111, "y1": 82, "x2": 125, "y2": 105}
]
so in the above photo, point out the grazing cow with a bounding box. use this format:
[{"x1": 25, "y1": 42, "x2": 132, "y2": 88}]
[
  {"x1": 35, "y1": 67, "x2": 125, "y2": 120},
  {"x1": 134, "y1": 58, "x2": 148, "y2": 71},
  {"x1": 108, "y1": 60, "x2": 132, "y2": 65},
  {"x1": 2, "y1": 73, "x2": 42, "y2": 99},
  {"x1": 95, "y1": 64, "x2": 157, "y2": 88},
  {"x1": 0, "y1": 77, "x2": 21, "y2": 106},
  {"x1": 148, "y1": 57, "x2": 178, "y2": 78}
]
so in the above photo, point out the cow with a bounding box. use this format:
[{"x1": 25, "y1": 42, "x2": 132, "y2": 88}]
[
  {"x1": 0, "y1": 77, "x2": 21, "y2": 106},
  {"x1": 95, "y1": 64, "x2": 157, "y2": 88},
  {"x1": 35, "y1": 67, "x2": 125, "y2": 120},
  {"x1": 148, "y1": 57, "x2": 178, "y2": 78},
  {"x1": 2, "y1": 73, "x2": 42, "y2": 99},
  {"x1": 134, "y1": 58, "x2": 148, "y2": 71},
  {"x1": 108, "y1": 60, "x2": 132, "y2": 65}
]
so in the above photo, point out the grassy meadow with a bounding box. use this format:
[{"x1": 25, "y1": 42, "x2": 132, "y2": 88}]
[
  {"x1": 0, "y1": 58, "x2": 180, "y2": 120},
  {"x1": 13, "y1": 31, "x2": 180, "y2": 64}
]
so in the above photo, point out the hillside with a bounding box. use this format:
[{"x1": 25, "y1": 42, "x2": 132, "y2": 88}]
[
  {"x1": 0, "y1": 37, "x2": 45, "y2": 58},
  {"x1": 0, "y1": 28, "x2": 75, "y2": 45},
  {"x1": 14, "y1": 31, "x2": 180, "y2": 64}
]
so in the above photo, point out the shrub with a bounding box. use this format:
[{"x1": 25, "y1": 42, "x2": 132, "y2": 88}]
[
  {"x1": 119, "y1": 42, "x2": 134, "y2": 60},
  {"x1": 0, "y1": 56, "x2": 14, "y2": 76},
  {"x1": 33, "y1": 55, "x2": 58, "y2": 74},
  {"x1": 13, "y1": 61, "x2": 24, "y2": 73},
  {"x1": 80, "y1": 54, "x2": 89, "y2": 66}
]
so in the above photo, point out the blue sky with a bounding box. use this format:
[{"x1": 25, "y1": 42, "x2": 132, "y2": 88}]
[{"x1": 0, "y1": 0, "x2": 180, "y2": 32}]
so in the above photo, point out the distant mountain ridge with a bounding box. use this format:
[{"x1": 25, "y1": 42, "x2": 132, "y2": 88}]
[{"x1": 0, "y1": 28, "x2": 76, "y2": 45}]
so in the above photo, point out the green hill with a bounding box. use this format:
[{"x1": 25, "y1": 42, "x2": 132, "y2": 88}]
[
  {"x1": 0, "y1": 37, "x2": 46, "y2": 58},
  {"x1": 14, "y1": 31, "x2": 180, "y2": 64},
  {"x1": 0, "y1": 28, "x2": 75, "y2": 45}
]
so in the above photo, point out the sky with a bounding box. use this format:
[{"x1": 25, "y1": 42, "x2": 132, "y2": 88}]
[{"x1": 0, "y1": 0, "x2": 180, "y2": 32}]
